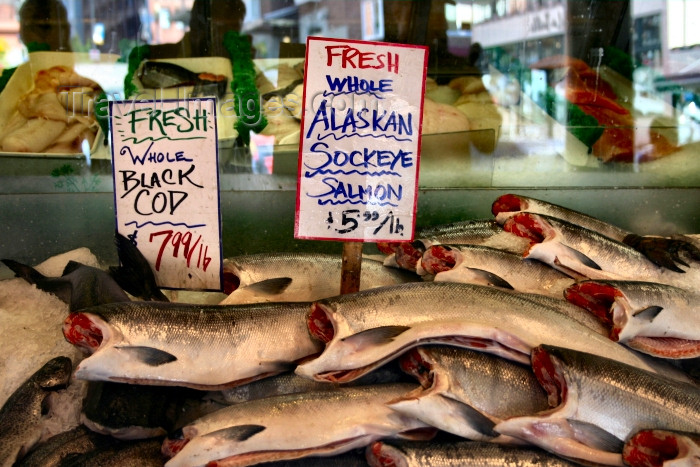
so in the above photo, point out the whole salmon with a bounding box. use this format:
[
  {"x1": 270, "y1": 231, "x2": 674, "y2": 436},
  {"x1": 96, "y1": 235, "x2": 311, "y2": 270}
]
[
  {"x1": 366, "y1": 440, "x2": 582, "y2": 467},
  {"x1": 495, "y1": 345, "x2": 700, "y2": 466},
  {"x1": 492, "y1": 193, "x2": 700, "y2": 272},
  {"x1": 565, "y1": 280, "x2": 700, "y2": 358},
  {"x1": 294, "y1": 282, "x2": 688, "y2": 384},
  {"x1": 502, "y1": 212, "x2": 700, "y2": 293},
  {"x1": 387, "y1": 346, "x2": 549, "y2": 442},
  {"x1": 63, "y1": 301, "x2": 323, "y2": 390},
  {"x1": 162, "y1": 384, "x2": 434, "y2": 467},
  {"x1": 420, "y1": 243, "x2": 575, "y2": 298},
  {"x1": 220, "y1": 253, "x2": 418, "y2": 304}
]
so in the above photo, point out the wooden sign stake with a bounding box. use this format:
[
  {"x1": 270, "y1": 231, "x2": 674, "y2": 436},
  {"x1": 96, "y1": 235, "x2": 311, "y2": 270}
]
[{"x1": 340, "y1": 242, "x2": 363, "y2": 294}]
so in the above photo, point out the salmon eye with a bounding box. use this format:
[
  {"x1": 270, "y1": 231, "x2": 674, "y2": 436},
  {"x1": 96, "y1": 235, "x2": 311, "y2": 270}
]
[
  {"x1": 222, "y1": 271, "x2": 240, "y2": 295},
  {"x1": 63, "y1": 313, "x2": 103, "y2": 353},
  {"x1": 308, "y1": 303, "x2": 334, "y2": 343}
]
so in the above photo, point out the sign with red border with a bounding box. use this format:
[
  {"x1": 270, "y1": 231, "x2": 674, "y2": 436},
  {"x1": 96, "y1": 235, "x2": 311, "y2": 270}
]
[
  {"x1": 295, "y1": 37, "x2": 428, "y2": 242},
  {"x1": 110, "y1": 98, "x2": 222, "y2": 291}
]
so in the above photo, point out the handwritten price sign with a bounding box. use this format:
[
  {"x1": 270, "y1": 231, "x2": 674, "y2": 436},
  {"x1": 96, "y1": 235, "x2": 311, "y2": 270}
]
[
  {"x1": 110, "y1": 98, "x2": 222, "y2": 291},
  {"x1": 295, "y1": 37, "x2": 428, "y2": 242}
]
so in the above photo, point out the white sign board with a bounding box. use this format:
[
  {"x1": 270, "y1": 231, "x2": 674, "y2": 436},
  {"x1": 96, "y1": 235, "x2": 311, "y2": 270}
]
[
  {"x1": 295, "y1": 37, "x2": 428, "y2": 242},
  {"x1": 110, "y1": 98, "x2": 222, "y2": 291}
]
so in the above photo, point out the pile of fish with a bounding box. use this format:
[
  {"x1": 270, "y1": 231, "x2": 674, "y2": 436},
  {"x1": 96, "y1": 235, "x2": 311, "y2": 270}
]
[{"x1": 1, "y1": 194, "x2": 699, "y2": 466}]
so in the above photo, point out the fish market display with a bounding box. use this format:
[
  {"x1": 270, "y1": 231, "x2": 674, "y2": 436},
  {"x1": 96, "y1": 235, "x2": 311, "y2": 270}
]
[
  {"x1": 366, "y1": 440, "x2": 582, "y2": 466},
  {"x1": 2, "y1": 193, "x2": 699, "y2": 467},
  {"x1": 162, "y1": 384, "x2": 434, "y2": 467},
  {"x1": 63, "y1": 301, "x2": 323, "y2": 389},
  {"x1": 0, "y1": 65, "x2": 102, "y2": 153},
  {"x1": 419, "y1": 243, "x2": 575, "y2": 298},
  {"x1": 387, "y1": 346, "x2": 549, "y2": 442},
  {"x1": 502, "y1": 212, "x2": 700, "y2": 292},
  {"x1": 492, "y1": 193, "x2": 700, "y2": 272},
  {"x1": 295, "y1": 282, "x2": 685, "y2": 383},
  {"x1": 0, "y1": 356, "x2": 72, "y2": 467},
  {"x1": 220, "y1": 253, "x2": 419, "y2": 304},
  {"x1": 494, "y1": 345, "x2": 700, "y2": 466},
  {"x1": 622, "y1": 429, "x2": 700, "y2": 467},
  {"x1": 565, "y1": 280, "x2": 700, "y2": 358}
]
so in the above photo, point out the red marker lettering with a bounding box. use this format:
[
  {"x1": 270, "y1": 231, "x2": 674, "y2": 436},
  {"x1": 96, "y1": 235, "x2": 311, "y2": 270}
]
[{"x1": 325, "y1": 45, "x2": 399, "y2": 74}]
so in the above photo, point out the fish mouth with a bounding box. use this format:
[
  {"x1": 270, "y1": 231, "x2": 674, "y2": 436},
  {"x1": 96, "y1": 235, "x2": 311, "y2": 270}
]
[
  {"x1": 63, "y1": 312, "x2": 109, "y2": 354},
  {"x1": 421, "y1": 246, "x2": 457, "y2": 276}
]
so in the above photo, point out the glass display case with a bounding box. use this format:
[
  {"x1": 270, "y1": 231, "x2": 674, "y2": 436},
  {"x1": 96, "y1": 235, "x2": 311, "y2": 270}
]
[
  {"x1": 1, "y1": 0, "x2": 699, "y2": 264},
  {"x1": 1, "y1": 3, "x2": 699, "y2": 466}
]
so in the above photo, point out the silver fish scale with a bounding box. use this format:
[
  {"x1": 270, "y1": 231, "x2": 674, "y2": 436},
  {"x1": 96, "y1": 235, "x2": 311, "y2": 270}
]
[
  {"x1": 415, "y1": 219, "x2": 528, "y2": 253},
  {"x1": 322, "y1": 282, "x2": 603, "y2": 338},
  {"x1": 373, "y1": 440, "x2": 581, "y2": 466},
  {"x1": 227, "y1": 253, "x2": 417, "y2": 287},
  {"x1": 195, "y1": 383, "x2": 415, "y2": 430},
  {"x1": 550, "y1": 346, "x2": 700, "y2": 438},
  {"x1": 424, "y1": 346, "x2": 549, "y2": 419},
  {"x1": 94, "y1": 301, "x2": 311, "y2": 347}
]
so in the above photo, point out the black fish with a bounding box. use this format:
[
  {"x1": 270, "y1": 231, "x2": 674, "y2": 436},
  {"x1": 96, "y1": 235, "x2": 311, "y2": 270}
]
[
  {"x1": 57, "y1": 438, "x2": 165, "y2": 467},
  {"x1": 109, "y1": 232, "x2": 169, "y2": 302},
  {"x1": 15, "y1": 426, "x2": 118, "y2": 467},
  {"x1": 0, "y1": 357, "x2": 73, "y2": 467},
  {"x1": 1, "y1": 259, "x2": 129, "y2": 312},
  {"x1": 81, "y1": 381, "x2": 199, "y2": 440},
  {"x1": 138, "y1": 60, "x2": 228, "y2": 99}
]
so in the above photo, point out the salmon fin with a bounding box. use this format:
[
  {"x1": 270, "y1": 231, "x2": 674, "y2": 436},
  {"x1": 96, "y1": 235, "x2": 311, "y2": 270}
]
[
  {"x1": 62, "y1": 260, "x2": 85, "y2": 275},
  {"x1": 559, "y1": 244, "x2": 602, "y2": 270},
  {"x1": 632, "y1": 306, "x2": 663, "y2": 320},
  {"x1": 566, "y1": 419, "x2": 624, "y2": 453},
  {"x1": 440, "y1": 394, "x2": 499, "y2": 437},
  {"x1": 467, "y1": 268, "x2": 514, "y2": 290},
  {"x1": 111, "y1": 232, "x2": 169, "y2": 302},
  {"x1": 2, "y1": 258, "x2": 47, "y2": 284},
  {"x1": 245, "y1": 277, "x2": 293, "y2": 296},
  {"x1": 116, "y1": 346, "x2": 177, "y2": 366},
  {"x1": 202, "y1": 424, "x2": 266, "y2": 442},
  {"x1": 340, "y1": 326, "x2": 411, "y2": 346}
]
